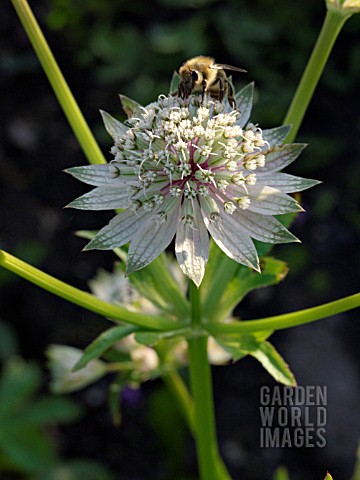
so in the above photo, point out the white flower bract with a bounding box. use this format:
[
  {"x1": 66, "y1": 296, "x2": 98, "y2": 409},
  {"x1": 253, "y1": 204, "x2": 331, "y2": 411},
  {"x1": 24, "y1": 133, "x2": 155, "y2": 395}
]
[{"x1": 67, "y1": 84, "x2": 319, "y2": 286}]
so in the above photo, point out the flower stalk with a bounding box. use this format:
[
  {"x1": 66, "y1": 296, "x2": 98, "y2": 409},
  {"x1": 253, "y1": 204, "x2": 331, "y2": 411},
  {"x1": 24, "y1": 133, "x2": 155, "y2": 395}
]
[
  {"x1": 207, "y1": 292, "x2": 360, "y2": 335},
  {"x1": 0, "y1": 250, "x2": 180, "y2": 331},
  {"x1": 187, "y1": 282, "x2": 230, "y2": 480},
  {"x1": 284, "y1": 8, "x2": 350, "y2": 142},
  {"x1": 8, "y1": 3, "x2": 360, "y2": 479},
  {"x1": 10, "y1": 0, "x2": 106, "y2": 165}
]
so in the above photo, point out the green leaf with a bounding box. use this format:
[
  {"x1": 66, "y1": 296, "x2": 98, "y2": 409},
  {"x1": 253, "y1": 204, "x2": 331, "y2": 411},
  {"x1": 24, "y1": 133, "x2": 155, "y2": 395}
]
[
  {"x1": 129, "y1": 254, "x2": 189, "y2": 318},
  {"x1": 119, "y1": 94, "x2": 143, "y2": 118},
  {"x1": 216, "y1": 332, "x2": 272, "y2": 361},
  {"x1": 73, "y1": 325, "x2": 138, "y2": 371},
  {"x1": 235, "y1": 82, "x2": 254, "y2": 127},
  {"x1": 16, "y1": 397, "x2": 82, "y2": 425},
  {"x1": 251, "y1": 341, "x2": 296, "y2": 386},
  {"x1": 169, "y1": 70, "x2": 181, "y2": 94},
  {"x1": 100, "y1": 109, "x2": 127, "y2": 139},
  {"x1": 262, "y1": 125, "x2": 292, "y2": 146},
  {"x1": 208, "y1": 256, "x2": 289, "y2": 322},
  {"x1": 0, "y1": 358, "x2": 41, "y2": 418},
  {"x1": 0, "y1": 424, "x2": 57, "y2": 473},
  {"x1": 135, "y1": 328, "x2": 191, "y2": 346},
  {"x1": 216, "y1": 334, "x2": 296, "y2": 385},
  {"x1": 324, "y1": 473, "x2": 334, "y2": 480}
]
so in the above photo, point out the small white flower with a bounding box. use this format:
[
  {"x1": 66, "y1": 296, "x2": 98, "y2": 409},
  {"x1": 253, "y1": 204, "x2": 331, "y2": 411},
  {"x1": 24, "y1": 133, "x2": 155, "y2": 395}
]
[
  {"x1": 46, "y1": 345, "x2": 107, "y2": 393},
  {"x1": 207, "y1": 337, "x2": 232, "y2": 365},
  {"x1": 67, "y1": 85, "x2": 320, "y2": 287},
  {"x1": 326, "y1": 0, "x2": 360, "y2": 13},
  {"x1": 131, "y1": 346, "x2": 159, "y2": 373}
]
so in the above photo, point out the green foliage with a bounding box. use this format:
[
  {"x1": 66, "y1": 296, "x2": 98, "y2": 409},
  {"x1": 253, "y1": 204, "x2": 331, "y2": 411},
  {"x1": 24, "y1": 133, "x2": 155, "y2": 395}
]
[
  {"x1": 207, "y1": 255, "x2": 289, "y2": 322},
  {"x1": 73, "y1": 324, "x2": 139, "y2": 370},
  {"x1": 0, "y1": 357, "x2": 81, "y2": 474},
  {"x1": 201, "y1": 240, "x2": 289, "y2": 322},
  {"x1": 216, "y1": 334, "x2": 296, "y2": 385},
  {"x1": 147, "y1": 386, "x2": 189, "y2": 479}
]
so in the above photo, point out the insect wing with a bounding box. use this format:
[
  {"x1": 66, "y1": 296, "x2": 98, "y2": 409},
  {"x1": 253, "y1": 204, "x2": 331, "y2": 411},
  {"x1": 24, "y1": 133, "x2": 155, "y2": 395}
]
[{"x1": 212, "y1": 63, "x2": 247, "y2": 73}]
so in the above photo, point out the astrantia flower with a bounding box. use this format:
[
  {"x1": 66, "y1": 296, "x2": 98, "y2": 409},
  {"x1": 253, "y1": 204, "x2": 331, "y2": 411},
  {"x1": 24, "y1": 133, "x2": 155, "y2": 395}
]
[
  {"x1": 326, "y1": 0, "x2": 360, "y2": 13},
  {"x1": 67, "y1": 84, "x2": 319, "y2": 286}
]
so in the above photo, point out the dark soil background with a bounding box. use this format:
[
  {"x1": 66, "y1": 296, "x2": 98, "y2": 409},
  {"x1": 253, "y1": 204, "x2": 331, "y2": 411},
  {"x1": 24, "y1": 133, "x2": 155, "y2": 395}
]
[{"x1": 1, "y1": 1, "x2": 360, "y2": 479}]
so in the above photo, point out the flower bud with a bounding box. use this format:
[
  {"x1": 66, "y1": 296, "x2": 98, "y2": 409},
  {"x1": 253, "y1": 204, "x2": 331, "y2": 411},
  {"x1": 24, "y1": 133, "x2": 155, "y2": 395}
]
[{"x1": 46, "y1": 345, "x2": 107, "y2": 393}]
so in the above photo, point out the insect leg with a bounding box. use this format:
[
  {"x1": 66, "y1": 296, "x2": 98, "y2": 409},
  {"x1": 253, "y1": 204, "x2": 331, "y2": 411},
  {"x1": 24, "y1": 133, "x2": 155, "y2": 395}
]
[{"x1": 227, "y1": 80, "x2": 237, "y2": 109}]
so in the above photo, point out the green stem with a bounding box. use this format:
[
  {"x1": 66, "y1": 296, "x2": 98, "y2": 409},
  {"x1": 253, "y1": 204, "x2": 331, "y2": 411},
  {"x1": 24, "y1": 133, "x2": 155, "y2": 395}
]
[
  {"x1": 207, "y1": 292, "x2": 360, "y2": 335},
  {"x1": 11, "y1": 0, "x2": 106, "y2": 165},
  {"x1": 161, "y1": 369, "x2": 196, "y2": 433},
  {"x1": 203, "y1": 257, "x2": 239, "y2": 321},
  {"x1": 0, "y1": 250, "x2": 182, "y2": 331},
  {"x1": 187, "y1": 282, "x2": 230, "y2": 480},
  {"x1": 284, "y1": 8, "x2": 350, "y2": 142}
]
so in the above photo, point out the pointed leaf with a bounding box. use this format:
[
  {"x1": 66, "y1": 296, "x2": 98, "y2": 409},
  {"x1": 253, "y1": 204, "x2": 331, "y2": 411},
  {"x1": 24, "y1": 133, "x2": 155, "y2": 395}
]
[
  {"x1": 100, "y1": 110, "x2": 127, "y2": 139},
  {"x1": 247, "y1": 185, "x2": 303, "y2": 215},
  {"x1": 127, "y1": 201, "x2": 180, "y2": 274},
  {"x1": 202, "y1": 199, "x2": 260, "y2": 271},
  {"x1": 135, "y1": 328, "x2": 190, "y2": 346},
  {"x1": 261, "y1": 144, "x2": 307, "y2": 173},
  {"x1": 216, "y1": 332, "x2": 272, "y2": 361},
  {"x1": 65, "y1": 164, "x2": 114, "y2": 187},
  {"x1": 67, "y1": 186, "x2": 131, "y2": 210},
  {"x1": 206, "y1": 257, "x2": 289, "y2": 322},
  {"x1": 258, "y1": 173, "x2": 321, "y2": 193},
  {"x1": 250, "y1": 341, "x2": 296, "y2": 386},
  {"x1": 235, "y1": 82, "x2": 254, "y2": 127},
  {"x1": 232, "y1": 209, "x2": 299, "y2": 244},
  {"x1": 84, "y1": 209, "x2": 147, "y2": 250},
  {"x1": 119, "y1": 94, "x2": 143, "y2": 118},
  {"x1": 262, "y1": 125, "x2": 292, "y2": 146},
  {"x1": 216, "y1": 334, "x2": 295, "y2": 385},
  {"x1": 169, "y1": 70, "x2": 181, "y2": 94},
  {"x1": 73, "y1": 325, "x2": 138, "y2": 371},
  {"x1": 175, "y1": 200, "x2": 209, "y2": 287}
]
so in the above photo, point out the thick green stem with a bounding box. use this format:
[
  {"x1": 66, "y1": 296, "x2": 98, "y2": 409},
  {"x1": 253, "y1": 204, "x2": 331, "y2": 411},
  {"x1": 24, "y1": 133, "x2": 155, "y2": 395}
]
[
  {"x1": 284, "y1": 8, "x2": 350, "y2": 142},
  {"x1": 0, "y1": 250, "x2": 181, "y2": 331},
  {"x1": 207, "y1": 292, "x2": 360, "y2": 335},
  {"x1": 11, "y1": 0, "x2": 106, "y2": 165},
  {"x1": 187, "y1": 282, "x2": 230, "y2": 480}
]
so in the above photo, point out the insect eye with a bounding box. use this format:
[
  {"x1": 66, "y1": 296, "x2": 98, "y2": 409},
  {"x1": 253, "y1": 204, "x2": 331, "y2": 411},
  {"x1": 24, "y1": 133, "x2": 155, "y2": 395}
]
[{"x1": 191, "y1": 70, "x2": 199, "y2": 81}]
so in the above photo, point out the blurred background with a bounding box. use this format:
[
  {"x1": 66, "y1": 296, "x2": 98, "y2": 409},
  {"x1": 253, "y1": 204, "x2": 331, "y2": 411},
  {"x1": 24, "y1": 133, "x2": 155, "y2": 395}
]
[{"x1": 0, "y1": 0, "x2": 360, "y2": 479}]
